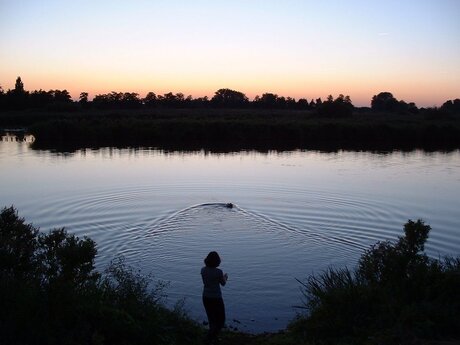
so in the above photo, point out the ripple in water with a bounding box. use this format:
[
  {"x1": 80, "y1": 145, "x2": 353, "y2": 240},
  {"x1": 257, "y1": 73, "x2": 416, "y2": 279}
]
[
  {"x1": 9, "y1": 182, "x2": 457, "y2": 332},
  {"x1": 2, "y1": 143, "x2": 459, "y2": 333},
  {"x1": 96, "y1": 199, "x2": 396, "y2": 332}
]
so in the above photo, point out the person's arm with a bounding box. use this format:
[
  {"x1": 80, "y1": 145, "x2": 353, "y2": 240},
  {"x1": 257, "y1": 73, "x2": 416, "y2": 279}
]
[
  {"x1": 220, "y1": 271, "x2": 228, "y2": 286},
  {"x1": 200, "y1": 267, "x2": 205, "y2": 284}
]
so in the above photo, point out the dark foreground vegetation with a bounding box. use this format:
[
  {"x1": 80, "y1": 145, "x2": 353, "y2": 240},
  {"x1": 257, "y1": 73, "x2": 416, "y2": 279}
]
[
  {"x1": 0, "y1": 206, "x2": 202, "y2": 345},
  {"x1": 1, "y1": 77, "x2": 460, "y2": 152},
  {"x1": 1, "y1": 206, "x2": 459, "y2": 345},
  {"x1": 291, "y1": 220, "x2": 460, "y2": 344}
]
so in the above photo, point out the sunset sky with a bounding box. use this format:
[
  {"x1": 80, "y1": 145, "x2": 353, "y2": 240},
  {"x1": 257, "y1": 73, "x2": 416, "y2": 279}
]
[{"x1": 1, "y1": 0, "x2": 459, "y2": 107}]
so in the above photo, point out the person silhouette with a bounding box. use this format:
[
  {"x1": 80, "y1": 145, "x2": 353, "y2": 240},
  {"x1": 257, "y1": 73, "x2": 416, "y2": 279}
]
[{"x1": 201, "y1": 251, "x2": 228, "y2": 344}]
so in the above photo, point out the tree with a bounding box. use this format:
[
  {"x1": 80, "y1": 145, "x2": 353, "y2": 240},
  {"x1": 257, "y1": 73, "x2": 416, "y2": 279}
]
[
  {"x1": 371, "y1": 92, "x2": 400, "y2": 112},
  {"x1": 277, "y1": 96, "x2": 286, "y2": 108},
  {"x1": 92, "y1": 93, "x2": 109, "y2": 108},
  {"x1": 316, "y1": 94, "x2": 354, "y2": 117},
  {"x1": 253, "y1": 93, "x2": 299, "y2": 109},
  {"x1": 79, "y1": 92, "x2": 88, "y2": 104},
  {"x1": 357, "y1": 219, "x2": 431, "y2": 284},
  {"x1": 441, "y1": 99, "x2": 460, "y2": 114},
  {"x1": 14, "y1": 77, "x2": 24, "y2": 93},
  {"x1": 286, "y1": 97, "x2": 296, "y2": 109},
  {"x1": 191, "y1": 96, "x2": 209, "y2": 108},
  {"x1": 121, "y1": 92, "x2": 141, "y2": 108},
  {"x1": 157, "y1": 92, "x2": 181, "y2": 107},
  {"x1": 38, "y1": 228, "x2": 98, "y2": 288},
  {"x1": 371, "y1": 92, "x2": 419, "y2": 114},
  {"x1": 184, "y1": 95, "x2": 193, "y2": 107},
  {"x1": 1, "y1": 206, "x2": 98, "y2": 287},
  {"x1": 5, "y1": 76, "x2": 29, "y2": 109},
  {"x1": 175, "y1": 92, "x2": 184, "y2": 102},
  {"x1": 297, "y1": 98, "x2": 310, "y2": 110},
  {"x1": 0, "y1": 206, "x2": 39, "y2": 279},
  {"x1": 211, "y1": 88, "x2": 249, "y2": 107},
  {"x1": 92, "y1": 91, "x2": 141, "y2": 109},
  {"x1": 52, "y1": 89, "x2": 72, "y2": 103},
  {"x1": 407, "y1": 102, "x2": 418, "y2": 114},
  {"x1": 0, "y1": 85, "x2": 5, "y2": 108},
  {"x1": 29, "y1": 90, "x2": 54, "y2": 108},
  {"x1": 259, "y1": 93, "x2": 278, "y2": 107},
  {"x1": 143, "y1": 92, "x2": 157, "y2": 107}
]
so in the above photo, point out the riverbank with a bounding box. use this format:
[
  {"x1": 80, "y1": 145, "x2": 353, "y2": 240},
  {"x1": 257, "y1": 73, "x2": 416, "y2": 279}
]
[
  {"x1": 218, "y1": 331, "x2": 460, "y2": 345},
  {"x1": 1, "y1": 108, "x2": 459, "y2": 152}
]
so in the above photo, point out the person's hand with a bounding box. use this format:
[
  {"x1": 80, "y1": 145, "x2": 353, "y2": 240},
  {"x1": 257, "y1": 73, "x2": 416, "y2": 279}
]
[{"x1": 224, "y1": 273, "x2": 228, "y2": 281}]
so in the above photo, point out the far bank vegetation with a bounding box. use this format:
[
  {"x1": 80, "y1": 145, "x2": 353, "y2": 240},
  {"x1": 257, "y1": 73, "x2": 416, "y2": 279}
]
[{"x1": 1, "y1": 77, "x2": 459, "y2": 152}]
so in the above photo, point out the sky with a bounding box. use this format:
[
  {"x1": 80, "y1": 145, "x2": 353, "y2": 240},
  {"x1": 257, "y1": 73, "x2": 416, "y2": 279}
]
[{"x1": 0, "y1": 0, "x2": 459, "y2": 107}]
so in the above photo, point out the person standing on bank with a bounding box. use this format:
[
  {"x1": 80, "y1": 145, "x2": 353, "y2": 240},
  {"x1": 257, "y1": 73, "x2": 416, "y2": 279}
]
[{"x1": 201, "y1": 251, "x2": 228, "y2": 344}]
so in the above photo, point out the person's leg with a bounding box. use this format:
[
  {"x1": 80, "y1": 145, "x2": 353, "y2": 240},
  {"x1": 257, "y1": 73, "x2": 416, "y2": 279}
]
[
  {"x1": 203, "y1": 297, "x2": 219, "y2": 342},
  {"x1": 215, "y1": 298, "x2": 226, "y2": 333}
]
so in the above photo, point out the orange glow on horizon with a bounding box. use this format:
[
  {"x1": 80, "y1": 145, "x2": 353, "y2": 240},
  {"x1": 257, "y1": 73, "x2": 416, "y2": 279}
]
[
  {"x1": 1, "y1": 66, "x2": 458, "y2": 108},
  {"x1": 1, "y1": 2, "x2": 459, "y2": 108}
]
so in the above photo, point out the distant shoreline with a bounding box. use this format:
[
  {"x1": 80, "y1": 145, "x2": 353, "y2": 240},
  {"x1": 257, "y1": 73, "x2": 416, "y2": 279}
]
[{"x1": 1, "y1": 108, "x2": 459, "y2": 152}]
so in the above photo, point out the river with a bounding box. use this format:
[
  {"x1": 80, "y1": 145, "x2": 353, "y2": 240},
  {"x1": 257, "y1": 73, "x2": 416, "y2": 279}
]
[{"x1": 1, "y1": 134, "x2": 459, "y2": 333}]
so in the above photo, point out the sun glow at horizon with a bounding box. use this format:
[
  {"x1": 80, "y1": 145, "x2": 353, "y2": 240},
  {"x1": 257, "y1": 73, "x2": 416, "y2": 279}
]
[{"x1": 1, "y1": 0, "x2": 459, "y2": 107}]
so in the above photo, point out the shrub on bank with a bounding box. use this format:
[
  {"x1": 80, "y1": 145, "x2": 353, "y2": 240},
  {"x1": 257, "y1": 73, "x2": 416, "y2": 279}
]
[
  {"x1": 0, "y1": 206, "x2": 203, "y2": 345},
  {"x1": 290, "y1": 220, "x2": 460, "y2": 344}
]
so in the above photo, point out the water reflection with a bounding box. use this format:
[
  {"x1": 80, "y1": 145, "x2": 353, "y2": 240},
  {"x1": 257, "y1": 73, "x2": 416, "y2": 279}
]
[
  {"x1": 1, "y1": 135, "x2": 459, "y2": 332},
  {"x1": 1, "y1": 132, "x2": 35, "y2": 143}
]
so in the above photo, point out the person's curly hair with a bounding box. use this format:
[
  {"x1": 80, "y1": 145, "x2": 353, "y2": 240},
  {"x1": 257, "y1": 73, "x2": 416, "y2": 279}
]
[{"x1": 204, "y1": 251, "x2": 221, "y2": 268}]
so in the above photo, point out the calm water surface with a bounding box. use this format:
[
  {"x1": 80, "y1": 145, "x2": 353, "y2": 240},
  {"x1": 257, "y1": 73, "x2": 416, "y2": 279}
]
[{"x1": 1, "y1": 135, "x2": 459, "y2": 332}]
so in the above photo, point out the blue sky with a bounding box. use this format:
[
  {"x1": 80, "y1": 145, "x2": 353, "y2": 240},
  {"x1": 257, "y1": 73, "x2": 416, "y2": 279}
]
[{"x1": 1, "y1": 0, "x2": 459, "y2": 106}]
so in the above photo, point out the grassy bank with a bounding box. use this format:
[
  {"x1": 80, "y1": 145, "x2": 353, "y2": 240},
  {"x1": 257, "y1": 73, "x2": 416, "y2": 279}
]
[{"x1": 1, "y1": 109, "x2": 459, "y2": 152}]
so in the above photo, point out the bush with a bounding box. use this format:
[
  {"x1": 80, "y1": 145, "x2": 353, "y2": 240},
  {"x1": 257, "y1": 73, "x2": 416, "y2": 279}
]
[
  {"x1": 0, "y1": 206, "x2": 203, "y2": 345},
  {"x1": 291, "y1": 219, "x2": 460, "y2": 344},
  {"x1": 0, "y1": 206, "x2": 39, "y2": 279}
]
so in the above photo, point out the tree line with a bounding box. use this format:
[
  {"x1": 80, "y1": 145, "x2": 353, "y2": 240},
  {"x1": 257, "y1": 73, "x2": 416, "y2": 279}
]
[{"x1": 1, "y1": 77, "x2": 459, "y2": 116}]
